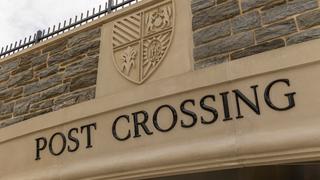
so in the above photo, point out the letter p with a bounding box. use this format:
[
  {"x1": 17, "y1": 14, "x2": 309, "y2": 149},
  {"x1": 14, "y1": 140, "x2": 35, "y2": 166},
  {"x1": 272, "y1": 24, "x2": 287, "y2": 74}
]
[{"x1": 35, "y1": 137, "x2": 47, "y2": 160}]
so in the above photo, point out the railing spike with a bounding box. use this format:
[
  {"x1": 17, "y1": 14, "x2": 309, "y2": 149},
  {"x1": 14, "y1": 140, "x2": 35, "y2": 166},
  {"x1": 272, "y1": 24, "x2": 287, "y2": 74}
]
[
  {"x1": 75, "y1": 15, "x2": 78, "y2": 23},
  {"x1": 108, "y1": 0, "x2": 113, "y2": 13}
]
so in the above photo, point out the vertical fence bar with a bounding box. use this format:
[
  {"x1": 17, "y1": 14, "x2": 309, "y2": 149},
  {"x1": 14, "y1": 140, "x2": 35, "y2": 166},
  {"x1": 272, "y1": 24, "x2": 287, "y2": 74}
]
[
  {"x1": 108, "y1": 0, "x2": 113, "y2": 13},
  {"x1": 35, "y1": 30, "x2": 42, "y2": 43}
]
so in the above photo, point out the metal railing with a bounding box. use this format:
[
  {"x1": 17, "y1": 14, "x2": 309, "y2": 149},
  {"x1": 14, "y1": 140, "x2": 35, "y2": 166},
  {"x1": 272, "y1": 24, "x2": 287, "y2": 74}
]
[{"x1": 0, "y1": 0, "x2": 141, "y2": 59}]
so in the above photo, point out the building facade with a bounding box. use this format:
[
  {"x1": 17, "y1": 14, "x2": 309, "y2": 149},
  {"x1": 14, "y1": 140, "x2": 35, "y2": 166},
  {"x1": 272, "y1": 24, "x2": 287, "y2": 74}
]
[{"x1": 1, "y1": 0, "x2": 320, "y2": 179}]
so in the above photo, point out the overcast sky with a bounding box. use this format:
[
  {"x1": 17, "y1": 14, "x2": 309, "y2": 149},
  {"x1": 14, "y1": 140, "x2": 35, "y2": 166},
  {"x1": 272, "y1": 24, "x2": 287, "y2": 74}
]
[{"x1": 0, "y1": 0, "x2": 111, "y2": 48}]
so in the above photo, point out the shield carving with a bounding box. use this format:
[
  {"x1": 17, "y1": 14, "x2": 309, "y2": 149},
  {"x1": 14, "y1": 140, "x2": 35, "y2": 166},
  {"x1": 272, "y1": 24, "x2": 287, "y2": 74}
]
[{"x1": 112, "y1": 1, "x2": 174, "y2": 84}]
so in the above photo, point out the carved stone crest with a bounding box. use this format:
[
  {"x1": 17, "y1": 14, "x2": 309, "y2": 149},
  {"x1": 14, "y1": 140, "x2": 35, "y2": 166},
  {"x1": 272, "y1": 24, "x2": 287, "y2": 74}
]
[{"x1": 112, "y1": 1, "x2": 174, "y2": 84}]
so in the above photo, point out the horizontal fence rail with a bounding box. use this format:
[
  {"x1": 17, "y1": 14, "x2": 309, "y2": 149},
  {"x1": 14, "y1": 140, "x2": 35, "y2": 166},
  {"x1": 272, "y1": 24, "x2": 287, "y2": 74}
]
[{"x1": 0, "y1": 0, "x2": 141, "y2": 59}]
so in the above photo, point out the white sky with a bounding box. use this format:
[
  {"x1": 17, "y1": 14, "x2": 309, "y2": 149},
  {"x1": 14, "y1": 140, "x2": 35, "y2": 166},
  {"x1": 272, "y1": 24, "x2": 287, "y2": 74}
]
[{"x1": 0, "y1": 0, "x2": 110, "y2": 48}]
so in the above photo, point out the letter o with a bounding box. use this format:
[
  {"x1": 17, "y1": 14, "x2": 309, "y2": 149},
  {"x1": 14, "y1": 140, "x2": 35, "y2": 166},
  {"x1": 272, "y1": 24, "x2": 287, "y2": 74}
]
[
  {"x1": 49, "y1": 132, "x2": 67, "y2": 156},
  {"x1": 153, "y1": 105, "x2": 178, "y2": 132}
]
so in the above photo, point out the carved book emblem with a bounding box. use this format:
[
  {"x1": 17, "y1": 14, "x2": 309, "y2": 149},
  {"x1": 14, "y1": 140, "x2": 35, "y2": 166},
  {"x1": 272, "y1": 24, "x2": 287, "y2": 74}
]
[{"x1": 112, "y1": 1, "x2": 174, "y2": 84}]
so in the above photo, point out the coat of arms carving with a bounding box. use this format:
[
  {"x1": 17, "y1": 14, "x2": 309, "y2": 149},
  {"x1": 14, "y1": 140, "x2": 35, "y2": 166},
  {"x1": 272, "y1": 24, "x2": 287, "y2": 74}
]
[{"x1": 112, "y1": 1, "x2": 174, "y2": 84}]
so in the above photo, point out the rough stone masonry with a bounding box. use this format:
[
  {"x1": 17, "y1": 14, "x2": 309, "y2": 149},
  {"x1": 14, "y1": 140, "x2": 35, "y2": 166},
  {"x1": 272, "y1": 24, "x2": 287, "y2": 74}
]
[
  {"x1": 0, "y1": 27, "x2": 101, "y2": 128},
  {"x1": 192, "y1": 0, "x2": 320, "y2": 70}
]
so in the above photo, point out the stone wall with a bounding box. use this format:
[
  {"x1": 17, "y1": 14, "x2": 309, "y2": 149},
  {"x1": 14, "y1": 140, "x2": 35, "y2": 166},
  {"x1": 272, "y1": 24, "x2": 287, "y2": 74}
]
[
  {"x1": 0, "y1": 27, "x2": 101, "y2": 128},
  {"x1": 192, "y1": 0, "x2": 320, "y2": 69}
]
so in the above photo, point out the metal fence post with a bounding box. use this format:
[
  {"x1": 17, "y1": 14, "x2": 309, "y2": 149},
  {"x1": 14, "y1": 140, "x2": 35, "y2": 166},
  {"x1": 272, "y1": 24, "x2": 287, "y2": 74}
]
[
  {"x1": 108, "y1": 0, "x2": 113, "y2": 13},
  {"x1": 35, "y1": 30, "x2": 43, "y2": 43}
]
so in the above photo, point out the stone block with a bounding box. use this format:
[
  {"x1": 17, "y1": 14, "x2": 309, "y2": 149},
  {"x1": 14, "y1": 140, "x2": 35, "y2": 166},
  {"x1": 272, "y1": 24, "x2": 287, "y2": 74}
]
[
  {"x1": 19, "y1": 50, "x2": 41, "y2": 65},
  {"x1": 297, "y1": 9, "x2": 320, "y2": 30},
  {"x1": 255, "y1": 19, "x2": 297, "y2": 43},
  {"x1": 0, "y1": 117, "x2": 24, "y2": 128},
  {"x1": 0, "y1": 103, "x2": 14, "y2": 115},
  {"x1": 68, "y1": 27, "x2": 101, "y2": 47},
  {"x1": 241, "y1": 0, "x2": 269, "y2": 12},
  {"x1": 60, "y1": 55, "x2": 87, "y2": 67},
  {"x1": 231, "y1": 39, "x2": 285, "y2": 60},
  {"x1": 70, "y1": 71, "x2": 97, "y2": 92},
  {"x1": 24, "y1": 108, "x2": 53, "y2": 120},
  {"x1": 31, "y1": 54, "x2": 48, "y2": 66},
  {"x1": 194, "y1": 54, "x2": 229, "y2": 70},
  {"x1": 0, "y1": 88, "x2": 21, "y2": 104},
  {"x1": 192, "y1": 0, "x2": 240, "y2": 30},
  {"x1": 7, "y1": 70, "x2": 33, "y2": 87},
  {"x1": 24, "y1": 75, "x2": 62, "y2": 96},
  {"x1": 0, "y1": 89, "x2": 13, "y2": 100},
  {"x1": 191, "y1": 0, "x2": 215, "y2": 13},
  {"x1": 48, "y1": 40, "x2": 100, "y2": 66},
  {"x1": 0, "y1": 87, "x2": 22, "y2": 101},
  {"x1": 194, "y1": 31, "x2": 254, "y2": 60},
  {"x1": 12, "y1": 87, "x2": 23, "y2": 97},
  {"x1": 193, "y1": 21, "x2": 231, "y2": 46},
  {"x1": 47, "y1": 51, "x2": 73, "y2": 66},
  {"x1": 216, "y1": 0, "x2": 227, "y2": 5},
  {"x1": 14, "y1": 95, "x2": 41, "y2": 116},
  {"x1": 36, "y1": 65, "x2": 59, "y2": 79},
  {"x1": 0, "y1": 114, "x2": 12, "y2": 121},
  {"x1": 54, "y1": 87, "x2": 95, "y2": 110},
  {"x1": 11, "y1": 64, "x2": 32, "y2": 75},
  {"x1": 68, "y1": 40, "x2": 100, "y2": 57},
  {"x1": 42, "y1": 40, "x2": 67, "y2": 55},
  {"x1": 287, "y1": 27, "x2": 320, "y2": 45},
  {"x1": 231, "y1": 11, "x2": 261, "y2": 34},
  {"x1": 0, "y1": 84, "x2": 7, "y2": 92},
  {"x1": 0, "y1": 59, "x2": 19, "y2": 75},
  {"x1": 40, "y1": 84, "x2": 70, "y2": 100},
  {"x1": 0, "y1": 73, "x2": 9, "y2": 83},
  {"x1": 64, "y1": 54, "x2": 99, "y2": 78},
  {"x1": 30, "y1": 100, "x2": 54, "y2": 113},
  {"x1": 260, "y1": 0, "x2": 286, "y2": 11},
  {"x1": 261, "y1": 0, "x2": 318, "y2": 24},
  {"x1": 33, "y1": 63, "x2": 47, "y2": 72}
]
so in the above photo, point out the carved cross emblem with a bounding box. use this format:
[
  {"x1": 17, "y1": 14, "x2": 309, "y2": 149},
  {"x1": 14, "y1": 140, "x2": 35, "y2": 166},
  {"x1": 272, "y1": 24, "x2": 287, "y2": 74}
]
[{"x1": 112, "y1": 1, "x2": 174, "y2": 84}]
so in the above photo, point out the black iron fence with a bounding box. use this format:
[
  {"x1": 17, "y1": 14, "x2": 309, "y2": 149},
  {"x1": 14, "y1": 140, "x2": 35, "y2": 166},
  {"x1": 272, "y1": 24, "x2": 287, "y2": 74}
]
[{"x1": 0, "y1": 0, "x2": 140, "y2": 59}]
